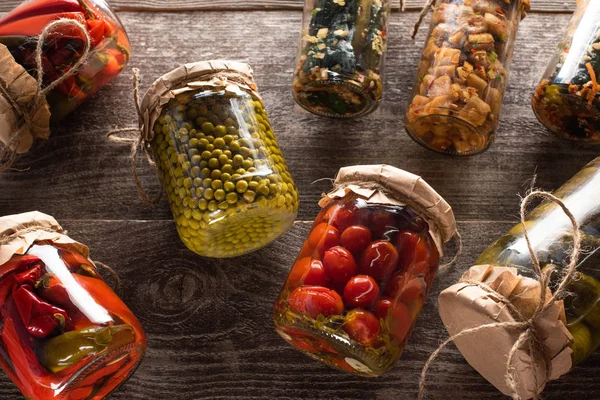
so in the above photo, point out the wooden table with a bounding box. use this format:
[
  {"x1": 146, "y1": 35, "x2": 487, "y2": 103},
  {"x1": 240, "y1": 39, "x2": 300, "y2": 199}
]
[{"x1": 0, "y1": 0, "x2": 599, "y2": 398}]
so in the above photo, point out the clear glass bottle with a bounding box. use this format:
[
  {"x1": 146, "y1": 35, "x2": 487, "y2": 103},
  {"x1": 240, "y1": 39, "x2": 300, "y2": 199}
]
[
  {"x1": 405, "y1": 0, "x2": 529, "y2": 155},
  {"x1": 532, "y1": 0, "x2": 600, "y2": 145},
  {"x1": 0, "y1": 0, "x2": 131, "y2": 122},
  {"x1": 292, "y1": 0, "x2": 391, "y2": 118},
  {"x1": 146, "y1": 61, "x2": 300, "y2": 258},
  {"x1": 0, "y1": 244, "x2": 146, "y2": 399},
  {"x1": 475, "y1": 157, "x2": 600, "y2": 365}
]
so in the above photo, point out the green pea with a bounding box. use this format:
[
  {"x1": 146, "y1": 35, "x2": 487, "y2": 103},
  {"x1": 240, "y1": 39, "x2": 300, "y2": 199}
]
[
  {"x1": 208, "y1": 158, "x2": 220, "y2": 169},
  {"x1": 214, "y1": 189, "x2": 226, "y2": 201},
  {"x1": 242, "y1": 160, "x2": 253, "y2": 170},
  {"x1": 189, "y1": 138, "x2": 199, "y2": 148},
  {"x1": 212, "y1": 180, "x2": 223, "y2": 190},
  {"x1": 243, "y1": 190, "x2": 256, "y2": 203},
  {"x1": 219, "y1": 154, "x2": 229, "y2": 166},
  {"x1": 201, "y1": 168, "x2": 211, "y2": 178},
  {"x1": 218, "y1": 202, "x2": 229, "y2": 210},
  {"x1": 214, "y1": 138, "x2": 225, "y2": 149},
  {"x1": 248, "y1": 181, "x2": 259, "y2": 192},
  {"x1": 226, "y1": 126, "x2": 238, "y2": 135},
  {"x1": 208, "y1": 200, "x2": 218, "y2": 211},
  {"x1": 230, "y1": 141, "x2": 241, "y2": 152},
  {"x1": 257, "y1": 184, "x2": 270, "y2": 196},
  {"x1": 222, "y1": 165, "x2": 233, "y2": 174},
  {"x1": 198, "y1": 199, "x2": 208, "y2": 210},
  {"x1": 224, "y1": 181, "x2": 235, "y2": 192},
  {"x1": 201, "y1": 122, "x2": 215, "y2": 134},
  {"x1": 182, "y1": 161, "x2": 191, "y2": 171},
  {"x1": 199, "y1": 138, "x2": 209, "y2": 148},
  {"x1": 215, "y1": 125, "x2": 227, "y2": 137},
  {"x1": 201, "y1": 151, "x2": 212, "y2": 160},
  {"x1": 232, "y1": 154, "x2": 244, "y2": 167},
  {"x1": 236, "y1": 180, "x2": 248, "y2": 193},
  {"x1": 203, "y1": 178, "x2": 213, "y2": 187},
  {"x1": 194, "y1": 178, "x2": 203, "y2": 187},
  {"x1": 221, "y1": 173, "x2": 232, "y2": 181},
  {"x1": 226, "y1": 192, "x2": 238, "y2": 204},
  {"x1": 211, "y1": 170, "x2": 222, "y2": 180},
  {"x1": 203, "y1": 188, "x2": 214, "y2": 200},
  {"x1": 191, "y1": 155, "x2": 201, "y2": 165}
]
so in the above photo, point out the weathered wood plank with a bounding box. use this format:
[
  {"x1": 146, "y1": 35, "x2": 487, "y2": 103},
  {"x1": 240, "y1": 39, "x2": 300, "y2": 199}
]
[
  {"x1": 0, "y1": 11, "x2": 595, "y2": 224},
  {"x1": 0, "y1": 0, "x2": 580, "y2": 13},
  {"x1": 0, "y1": 220, "x2": 596, "y2": 399}
]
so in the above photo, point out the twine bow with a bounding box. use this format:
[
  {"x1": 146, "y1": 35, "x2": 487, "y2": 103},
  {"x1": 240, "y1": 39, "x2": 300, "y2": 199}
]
[
  {"x1": 418, "y1": 190, "x2": 582, "y2": 400},
  {"x1": 0, "y1": 18, "x2": 92, "y2": 172},
  {"x1": 107, "y1": 68, "x2": 162, "y2": 206}
]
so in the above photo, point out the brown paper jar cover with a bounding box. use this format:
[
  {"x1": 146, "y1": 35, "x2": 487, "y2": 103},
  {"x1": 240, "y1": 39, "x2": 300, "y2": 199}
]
[
  {"x1": 438, "y1": 265, "x2": 573, "y2": 399},
  {"x1": 0, "y1": 44, "x2": 51, "y2": 154},
  {"x1": 320, "y1": 164, "x2": 457, "y2": 255}
]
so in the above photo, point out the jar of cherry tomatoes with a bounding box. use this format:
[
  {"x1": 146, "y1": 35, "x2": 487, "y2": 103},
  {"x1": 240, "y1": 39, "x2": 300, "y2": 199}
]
[
  {"x1": 274, "y1": 164, "x2": 457, "y2": 376},
  {"x1": 0, "y1": 212, "x2": 146, "y2": 400}
]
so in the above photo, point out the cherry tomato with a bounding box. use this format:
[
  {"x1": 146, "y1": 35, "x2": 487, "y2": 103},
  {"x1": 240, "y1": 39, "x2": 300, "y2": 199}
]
[
  {"x1": 288, "y1": 286, "x2": 344, "y2": 319},
  {"x1": 369, "y1": 209, "x2": 397, "y2": 239},
  {"x1": 330, "y1": 201, "x2": 369, "y2": 232},
  {"x1": 306, "y1": 223, "x2": 340, "y2": 258},
  {"x1": 388, "y1": 302, "x2": 413, "y2": 343},
  {"x1": 359, "y1": 240, "x2": 399, "y2": 280},
  {"x1": 340, "y1": 225, "x2": 372, "y2": 254},
  {"x1": 343, "y1": 309, "x2": 381, "y2": 345},
  {"x1": 372, "y1": 297, "x2": 393, "y2": 320},
  {"x1": 343, "y1": 275, "x2": 379, "y2": 309},
  {"x1": 322, "y1": 247, "x2": 357, "y2": 286},
  {"x1": 287, "y1": 258, "x2": 330, "y2": 288},
  {"x1": 396, "y1": 230, "x2": 439, "y2": 273}
]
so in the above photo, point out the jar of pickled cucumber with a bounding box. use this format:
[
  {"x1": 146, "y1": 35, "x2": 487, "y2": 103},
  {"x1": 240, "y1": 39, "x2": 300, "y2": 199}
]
[
  {"x1": 532, "y1": 0, "x2": 600, "y2": 144},
  {"x1": 139, "y1": 61, "x2": 299, "y2": 258},
  {"x1": 292, "y1": 0, "x2": 391, "y2": 118},
  {"x1": 0, "y1": 212, "x2": 146, "y2": 400},
  {"x1": 439, "y1": 157, "x2": 600, "y2": 398},
  {"x1": 405, "y1": 0, "x2": 530, "y2": 155},
  {"x1": 274, "y1": 165, "x2": 457, "y2": 376}
]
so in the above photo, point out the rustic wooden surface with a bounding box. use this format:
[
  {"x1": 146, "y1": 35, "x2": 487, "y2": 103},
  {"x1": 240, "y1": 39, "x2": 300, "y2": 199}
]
[{"x1": 1, "y1": 1, "x2": 599, "y2": 399}]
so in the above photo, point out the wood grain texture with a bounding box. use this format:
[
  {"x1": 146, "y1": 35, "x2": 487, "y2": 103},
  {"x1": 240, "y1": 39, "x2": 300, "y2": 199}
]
[
  {"x1": 0, "y1": 0, "x2": 580, "y2": 13},
  {"x1": 0, "y1": 5, "x2": 599, "y2": 400},
  {"x1": 0, "y1": 220, "x2": 596, "y2": 399}
]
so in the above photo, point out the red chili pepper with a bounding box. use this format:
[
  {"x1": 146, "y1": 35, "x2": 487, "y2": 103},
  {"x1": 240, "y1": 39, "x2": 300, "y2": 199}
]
[
  {"x1": 13, "y1": 285, "x2": 74, "y2": 338},
  {"x1": 0, "y1": 0, "x2": 84, "y2": 27},
  {"x1": 0, "y1": 255, "x2": 40, "y2": 281},
  {"x1": 58, "y1": 248, "x2": 95, "y2": 272},
  {"x1": 14, "y1": 264, "x2": 43, "y2": 287},
  {"x1": 36, "y1": 274, "x2": 95, "y2": 330}
]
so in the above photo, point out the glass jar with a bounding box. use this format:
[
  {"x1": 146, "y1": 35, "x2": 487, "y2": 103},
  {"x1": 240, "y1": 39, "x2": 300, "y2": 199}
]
[
  {"x1": 0, "y1": 0, "x2": 131, "y2": 122},
  {"x1": 474, "y1": 157, "x2": 600, "y2": 366},
  {"x1": 404, "y1": 0, "x2": 529, "y2": 155},
  {"x1": 274, "y1": 165, "x2": 456, "y2": 376},
  {"x1": 292, "y1": 0, "x2": 391, "y2": 118},
  {"x1": 141, "y1": 61, "x2": 299, "y2": 258},
  {"x1": 532, "y1": 0, "x2": 600, "y2": 144},
  {"x1": 0, "y1": 212, "x2": 146, "y2": 400}
]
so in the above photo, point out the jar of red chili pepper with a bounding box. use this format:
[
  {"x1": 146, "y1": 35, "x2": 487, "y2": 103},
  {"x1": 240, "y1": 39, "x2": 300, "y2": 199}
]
[
  {"x1": 0, "y1": 0, "x2": 130, "y2": 167},
  {"x1": 274, "y1": 165, "x2": 457, "y2": 376},
  {"x1": 0, "y1": 212, "x2": 146, "y2": 399}
]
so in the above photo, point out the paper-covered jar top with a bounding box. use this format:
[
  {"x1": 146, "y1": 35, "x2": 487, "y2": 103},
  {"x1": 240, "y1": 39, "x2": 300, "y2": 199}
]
[
  {"x1": 0, "y1": 211, "x2": 88, "y2": 266},
  {"x1": 139, "y1": 60, "x2": 258, "y2": 142},
  {"x1": 438, "y1": 265, "x2": 573, "y2": 399},
  {"x1": 319, "y1": 164, "x2": 457, "y2": 255}
]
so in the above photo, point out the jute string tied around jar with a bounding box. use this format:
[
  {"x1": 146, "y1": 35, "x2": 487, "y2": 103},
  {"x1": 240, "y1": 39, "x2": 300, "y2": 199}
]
[
  {"x1": 0, "y1": 18, "x2": 91, "y2": 171},
  {"x1": 418, "y1": 190, "x2": 582, "y2": 400}
]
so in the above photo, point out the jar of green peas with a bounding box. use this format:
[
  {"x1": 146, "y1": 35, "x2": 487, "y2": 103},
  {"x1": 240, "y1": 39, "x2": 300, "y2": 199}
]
[{"x1": 140, "y1": 60, "x2": 299, "y2": 258}]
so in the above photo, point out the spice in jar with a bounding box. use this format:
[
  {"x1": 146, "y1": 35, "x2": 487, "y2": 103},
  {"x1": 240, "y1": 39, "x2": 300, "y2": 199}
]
[
  {"x1": 438, "y1": 157, "x2": 600, "y2": 399},
  {"x1": 274, "y1": 165, "x2": 457, "y2": 376},
  {"x1": 139, "y1": 61, "x2": 299, "y2": 258},
  {"x1": 532, "y1": 0, "x2": 600, "y2": 144},
  {"x1": 405, "y1": 0, "x2": 530, "y2": 155},
  {"x1": 292, "y1": 0, "x2": 391, "y2": 118},
  {"x1": 0, "y1": 211, "x2": 146, "y2": 400}
]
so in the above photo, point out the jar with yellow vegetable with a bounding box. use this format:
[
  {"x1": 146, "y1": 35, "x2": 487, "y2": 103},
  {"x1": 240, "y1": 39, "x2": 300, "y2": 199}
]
[
  {"x1": 405, "y1": 0, "x2": 530, "y2": 155},
  {"x1": 140, "y1": 61, "x2": 299, "y2": 258},
  {"x1": 439, "y1": 157, "x2": 600, "y2": 398}
]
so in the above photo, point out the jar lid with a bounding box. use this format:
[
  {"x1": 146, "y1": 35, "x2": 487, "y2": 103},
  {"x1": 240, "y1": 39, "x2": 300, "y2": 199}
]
[
  {"x1": 438, "y1": 265, "x2": 573, "y2": 399},
  {"x1": 139, "y1": 60, "x2": 258, "y2": 142},
  {"x1": 319, "y1": 164, "x2": 457, "y2": 255},
  {"x1": 0, "y1": 44, "x2": 51, "y2": 154},
  {"x1": 0, "y1": 211, "x2": 89, "y2": 266}
]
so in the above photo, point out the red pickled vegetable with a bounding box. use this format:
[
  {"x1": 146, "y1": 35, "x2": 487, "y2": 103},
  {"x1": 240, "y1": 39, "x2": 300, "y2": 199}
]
[
  {"x1": 388, "y1": 302, "x2": 412, "y2": 343},
  {"x1": 372, "y1": 297, "x2": 393, "y2": 320},
  {"x1": 0, "y1": 255, "x2": 40, "y2": 280},
  {"x1": 287, "y1": 258, "x2": 330, "y2": 288},
  {"x1": 14, "y1": 264, "x2": 42, "y2": 287},
  {"x1": 330, "y1": 202, "x2": 369, "y2": 232},
  {"x1": 288, "y1": 286, "x2": 344, "y2": 319},
  {"x1": 13, "y1": 285, "x2": 73, "y2": 338},
  {"x1": 359, "y1": 240, "x2": 399, "y2": 280},
  {"x1": 307, "y1": 223, "x2": 340, "y2": 258},
  {"x1": 343, "y1": 275, "x2": 379, "y2": 309},
  {"x1": 343, "y1": 309, "x2": 381, "y2": 345},
  {"x1": 396, "y1": 230, "x2": 439, "y2": 272},
  {"x1": 322, "y1": 246, "x2": 357, "y2": 286},
  {"x1": 398, "y1": 275, "x2": 426, "y2": 304},
  {"x1": 369, "y1": 210, "x2": 396, "y2": 238},
  {"x1": 340, "y1": 225, "x2": 372, "y2": 254}
]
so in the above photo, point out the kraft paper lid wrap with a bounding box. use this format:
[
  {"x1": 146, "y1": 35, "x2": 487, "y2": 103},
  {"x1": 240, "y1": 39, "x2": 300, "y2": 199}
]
[
  {"x1": 0, "y1": 44, "x2": 51, "y2": 154},
  {"x1": 438, "y1": 265, "x2": 573, "y2": 399},
  {"x1": 139, "y1": 60, "x2": 258, "y2": 143},
  {"x1": 0, "y1": 211, "x2": 88, "y2": 266},
  {"x1": 319, "y1": 164, "x2": 457, "y2": 255}
]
